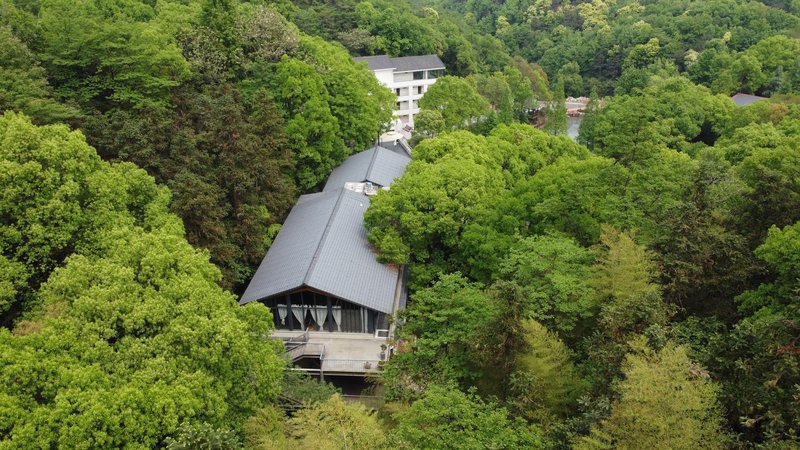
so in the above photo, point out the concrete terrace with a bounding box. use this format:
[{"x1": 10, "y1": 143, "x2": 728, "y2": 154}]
[{"x1": 274, "y1": 330, "x2": 389, "y2": 377}]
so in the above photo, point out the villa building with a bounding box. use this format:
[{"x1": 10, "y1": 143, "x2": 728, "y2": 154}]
[
  {"x1": 240, "y1": 138, "x2": 411, "y2": 379},
  {"x1": 355, "y1": 54, "x2": 445, "y2": 132}
]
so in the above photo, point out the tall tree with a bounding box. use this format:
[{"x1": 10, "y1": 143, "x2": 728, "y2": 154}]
[
  {"x1": 498, "y1": 235, "x2": 597, "y2": 340},
  {"x1": 591, "y1": 226, "x2": 670, "y2": 340},
  {"x1": 577, "y1": 339, "x2": 729, "y2": 450},
  {"x1": 0, "y1": 113, "x2": 285, "y2": 448},
  {"x1": 384, "y1": 274, "x2": 501, "y2": 398},
  {"x1": 712, "y1": 221, "x2": 800, "y2": 443},
  {"x1": 390, "y1": 385, "x2": 542, "y2": 449},
  {"x1": 544, "y1": 77, "x2": 567, "y2": 135},
  {"x1": 418, "y1": 76, "x2": 492, "y2": 131},
  {"x1": 0, "y1": 27, "x2": 78, "y2": 124},
  {"x1": 508, "y1": 320, "x2": 587, "y2": 425},
  {"x1": 245, "y1": 396, "x2": 386, "y2": 450}
]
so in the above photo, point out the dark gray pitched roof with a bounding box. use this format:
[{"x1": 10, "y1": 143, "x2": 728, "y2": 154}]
[
  {"x1": 731, "y1": 93, "x2": 767, "y2": 106},
  {"x1": 390, "y1": 54, "x2": 445, "y2": 72},
  {"x1": 240, "y1": 189, "x2": 399, "y2": 313},
  {"x1": 354, "y1": 55, "x2": 394, "y2": 71},
  {"x1": 378, "y1": 137, "x2": 412, "y2": 157},
  {"x1": 323, "y1": 146, "x2": 411, "y2": 192},
  {"x1": 354, "y1": 54, "x2": 445, "y2": 72}
]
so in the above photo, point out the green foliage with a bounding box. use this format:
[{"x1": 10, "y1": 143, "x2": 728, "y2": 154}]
[
  {"x1": 414, "y1": 109, "x2": 446, "y2": 137},
  {"x1": 0, "y1": 26, "x2": 78, "y2": 124},
  {"x1": 735, "y1": 143, "x2": 800, "y2": 244},
  {"x1": 489, "y1": 123, "x2": 589, "y2": 166},
  {"x1": 499, "y1": 235, "x2": 597, "y2": 339},
  {"x1": 544, "y1": 77, "x2": 568, "y2": 135},
  {"x1": 509, "y1": 320, "x2": 587, "y2": 425},
  {"x1": 448, "y1": 0, "x2": 800, "y2": 96},
  {"x1": 505, "y1": 156, "x2": 631, "y2": 245},
  {"x1": 711, "y1": 222, "x2": 800, "y2": 443},
  {"x1": 296, "y1": 35, "x2": 395, "y2": 156},
  {"x1": 288, "y1": 395, "x2": 386, "y2": 449},
  {"x1": 90, "y1": 83, "x2": 298, "y2": 289},
  {"x1": 0, "y1": 1, "x2": 392, "y2": 290},
  {"x1": 244, "y1": 406, "x2": 289, "y2": 450},
  {"x1": 503, "y1": 65, "x2": 536, "y2": 118},
  {"x1": 0, "y1": 112, "x2": 168, "y2": 319},
  {"x1": 578, "y1": 226, "x2": 674, "y2": 389},
  {"x1": 418, "y1": 75, "x2": 492, "y2": 131},
  {"x1": 261, "y1": 57, "x2": 345, "y2": 189},
  {"x1": 472, "y1": 72, "x2": 514, "y2": 124},
  {"x1": 38, "y1": 0, "x2": 190, "y2": 109},
  {"x1": 364, "y1": 152, "x2": 505, "y2": 287},
  {"x1": 591, "y1": 226, "x2": 670, "y2": 339},
  {"x1": 390, "y1": 385, "x2": 542, "y2": 449},
  {"x1": 3, "y1": 0, "x2": 800, "y2": 447},
  {"x1": 512, "y1": 57, "x2": 551, "y2": 101},
  {"x1": 708, "y1": 310, "x2": 800, "y2": 444},
  {"x1": 591, "y1": 227, "x2": 659, "y2": 305},
  {"x1": 0, "y1": 114, "x2": 284, "y2": 448},
  {"x1": 577, "y1": 339, "x2": 729, "y2": 450},
  {"x1": 246, "y1": 396, "x2": 386, "y2": 450},
  {"x1": 280, "y1": 370, "x2": 339, "y2": 405},
  {"x1": 582, "y1": 77, "x2": 733, "y2": 163},
  {"x1": 166, "y1": 422, "x2": 243, "y2": 450},
  {"x1": 384, "y1": 274, "x2": 501, "y2": 397}
]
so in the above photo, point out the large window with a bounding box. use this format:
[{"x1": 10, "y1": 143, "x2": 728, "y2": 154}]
[
  {"x1": 263, "y1": 293, "x2": 385, "y2": 333},
  {"x1": 413, "y1": 71, "x2": 425, "y2": 80},
  {"x1": 393, "y1": 72, "x2": 413, "y2": 83},
  {"x1": 428, "y1": 69, "x2": 443, "y2": 79}
]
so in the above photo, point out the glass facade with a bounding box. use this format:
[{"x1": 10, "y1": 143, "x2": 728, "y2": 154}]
[
  {"x1": 262, "y1": 291, "x2": 389, "y2": 333},
  {"x1": 427, "y1": 69, "x2": 443, "y2": 79}
]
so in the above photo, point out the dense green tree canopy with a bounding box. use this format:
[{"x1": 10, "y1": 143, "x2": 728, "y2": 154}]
[
  {"x1": 245, "y1": 396, "x2": 386, "y2": 450},
  {"x1": 0, "y1": 0, "x2": 395, "y2": 290},
  {"x1": 3, "y1": 0, "x2": 800, "y2": 448},
  {"x1": 418, "y1": 75, "x2": 492, "y2": 132},
  {"x1": 498, "y1": 235, "x2": 597, "y2": 339},
  {"x1": 390, "y1": 385, "x2": 542, "y2": 449},
  {"x1": 577, "y1": 339, "x2": 729, "y2": 450},
  {"x1": 384, "y1": 273, "x2": 501, "y2": 397},
  {"x1": 0, "y1": 113, "x2": 284, "y2": 447}
]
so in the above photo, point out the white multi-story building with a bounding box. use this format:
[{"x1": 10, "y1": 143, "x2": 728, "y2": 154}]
[{"x1": 355, "y1": 54, "x2": 445, "y2": 132}]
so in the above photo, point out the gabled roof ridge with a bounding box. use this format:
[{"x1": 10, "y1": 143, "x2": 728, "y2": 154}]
[
  {"x1": 302, "y1": 189, "x2": 348, "y2": 286},
  {"x1": 364, "y1": 146, "x2": 383, "y2": 183}
]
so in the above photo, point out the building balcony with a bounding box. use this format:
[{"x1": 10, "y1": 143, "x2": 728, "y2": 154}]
[
  {"x1": 388, "y1": 79, "x2": 437, "y2": 89},
  {"x1": 393, "y1": 107, "x2": 420, "y2": 116},
  {"x1": 397, "y1": 92, "x2": 424, "y2": 101},
  {"x1": 274, "y1": 329, "x2": 391, "y2": 377}
]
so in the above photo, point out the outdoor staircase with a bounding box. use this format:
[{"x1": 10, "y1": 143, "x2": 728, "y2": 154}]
[{"x1": 281, "y1": 331, "x2": 325, "y2": 362}]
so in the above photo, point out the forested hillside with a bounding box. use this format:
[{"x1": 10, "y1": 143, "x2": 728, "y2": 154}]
[
  {"x1": 1, "y1": 0, "x2": 799, "y2": 448},
  {"x1": 370, "y1": 102, "x2": 800, "y2": 448},
  {"x1": 1, "y1": 0, "x2": 395, "y2": 293}
]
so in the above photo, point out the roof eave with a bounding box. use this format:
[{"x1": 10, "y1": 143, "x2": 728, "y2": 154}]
[
  {"x1": 239, "y1": 284, "x2": 394, "y2": 314},
  {"x1": 392, "y1": 66, "x2": 446, "y2": 73}
]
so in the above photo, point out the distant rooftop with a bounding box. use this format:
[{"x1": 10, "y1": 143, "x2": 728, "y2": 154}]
[
  {"x1": 731, "y1": 93, "x2": 767, "y2": 107},
  {"x1": 379, "y1": 132, "x2": 413, "y2": 156},
  {"x1": 355, "y1": 54, "x2": 445, "y2": 73},
  {"x1": 240, "y1": 188, "x2": 399, "y2": 314},
  {"x1": 323, "y1": 145, "x2": 411, "y2": 192}
]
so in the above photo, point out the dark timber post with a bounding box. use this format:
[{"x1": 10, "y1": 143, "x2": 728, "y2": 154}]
[
  {"x1": 326, "y1": 295, "x2": 333, "y2": 332},
  {"x1": 286, "y1": 294, "x2": 295, "y2": 330}
]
